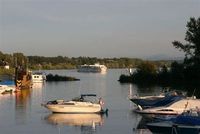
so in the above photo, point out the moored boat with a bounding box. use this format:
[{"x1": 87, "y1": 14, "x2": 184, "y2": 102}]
[
  {"x1": 31, "y1": 72, "x2": 46, "y2": 83},
  {"x1": 135, "y1": 98, "x2": 200, "y2": 115},
  {"x1": 42, "y1": 94, "x2": 106, "y2": 114},
  {"x1": 15, "y1": 66, "x2": 32, "y2": 89},
  {"x1": 0, "y1": 84, "x2": 16, "y2": 94}
]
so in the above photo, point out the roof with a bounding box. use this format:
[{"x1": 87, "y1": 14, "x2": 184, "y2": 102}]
[{"x1": 81, "y1": 94, "x2": 97, "y2": 97}]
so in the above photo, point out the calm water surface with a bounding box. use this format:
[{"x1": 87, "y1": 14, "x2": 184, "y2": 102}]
[{"x1": 0, "y1": 69, "x2": 163, "y2": 134}]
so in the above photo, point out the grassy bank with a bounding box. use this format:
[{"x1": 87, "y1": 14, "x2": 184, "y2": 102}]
[{"x1": 0, "y1": 68, "x2": 15, "y2": 76}]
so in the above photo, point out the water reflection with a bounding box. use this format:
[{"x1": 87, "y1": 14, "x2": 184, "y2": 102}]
[
  {"x1": 45, "y1": 113, "x2": 104, "y2": 133},
  {"x1": 136, "y1": 115, "x2": 154, "y2": 130},
  {"x1": 15, "y1": 89, "x2": 31, "y2": 124},
  {"x1": 32, "y1": 82, "x2": 44, "y2": 89},
  {"x1": 0, "y1": 69, "x2": 180, "y2": 134},
  {"x1": 131, "y1": 113, "x2": 153, "y2": 134},
  {"x1": 15, "y1": 89, "x2": 31, "y2": 107},
  {"x1": 46, "y1": 113, "x2": 104, "y2": 126}
]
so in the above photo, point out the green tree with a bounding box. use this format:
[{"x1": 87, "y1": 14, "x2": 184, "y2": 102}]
[
  {"x1": 13, "y1": 53, "x2": 27, "y2": 66},
  {"x1": 131, "y1": 61, "x2": 157, "y2": 85},
  {"x1": 137, "y1": 61, "x2": 157, "y2": 74},
  {"x1": 173, "y1": 17, "x2": 200, "y2": 67},
  {"x1": 172, "y1": 17, "x2": 200, "y2": 80},
  {"x1": 170, "y1": 61, "x2": 184, "y2": 80}
]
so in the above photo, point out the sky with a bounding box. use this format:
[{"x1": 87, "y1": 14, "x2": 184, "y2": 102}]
[{"x1": 0, "y1": 0, "x2": 200, "y2": 59}]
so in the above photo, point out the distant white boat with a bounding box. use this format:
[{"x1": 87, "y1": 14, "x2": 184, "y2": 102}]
[
  {"x1": 77, "y1": 63, "x2": 107, "y2": 73},
  {"x1": 31, "y1": 72, "x2": 46, "y2": 83},
  {"x1": 135, "y1": 97, "x2": 200, "y2": 115},
  {"x1": 42, "y1": 94, "x2": 106, "y2": 113},
  {"x1": 0, "y1": 85, "x2": 16, "y2": 94}
]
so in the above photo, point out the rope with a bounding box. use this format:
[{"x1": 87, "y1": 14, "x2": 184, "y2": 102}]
[{"x1": 171, "y1": 124, "x2": 178, "y2": 134}]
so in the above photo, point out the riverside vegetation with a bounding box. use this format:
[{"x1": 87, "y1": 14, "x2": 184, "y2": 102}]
[
  {"x1": 0, "y1": 52, "x2": 171, "y2": 75},
  {"x1": 0, "y1": 52, "x2": 171, "y2": 84},
  {"x1": 46, "y1": 74, "x2": 80, "y2": 81}
]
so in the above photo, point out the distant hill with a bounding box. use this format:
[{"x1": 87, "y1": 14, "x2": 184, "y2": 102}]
[{"x1": 145, "y1": 54, "x2": 184, "y2": 61}]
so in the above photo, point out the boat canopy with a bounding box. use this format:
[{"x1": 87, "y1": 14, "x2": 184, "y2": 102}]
[{"x1": 81, "y1": 94, "x2": 97, "y2": 97}]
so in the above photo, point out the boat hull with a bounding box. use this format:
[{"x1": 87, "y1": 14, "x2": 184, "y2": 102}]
[
  {"x1": 0, "y1": 85, "x2": 16, "y2": 94},
  {"x1": 44, "y1": 103, "x2": 102, "y2": 113},
  {"x1": 135, "y1": 99, "x2": 200, "y2": 115},
  {"x1": 135, "y1": 109, "x2": 180, "y2": 115}
]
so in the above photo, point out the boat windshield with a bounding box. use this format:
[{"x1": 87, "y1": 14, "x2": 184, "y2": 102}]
[
  {"x1": 182, "y1": 109, "x2": 200, "y2": 117},
  {"x1": 72, "y1": 94, "x2": 98, "y2": 103}
]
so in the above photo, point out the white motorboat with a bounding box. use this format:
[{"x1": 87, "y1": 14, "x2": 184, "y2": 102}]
[
  {"x1": 0, "y1": 85, "x2": 16, "y2": 94},
  {"x1": 31, "y1": 72, "x2": 46, "y2": 83},
  {"x1": 77, "y1": 63, "x2": 107, "y2": 73},
  {"x1": 42, "y1": 94, "x2": 106, "y2": 113},
  {"x1": 46, "y1": 113, "x2": 103, "y2": 126},
  {"x1": 135, "y1": 97, "x2": 200, "y2": 115}
]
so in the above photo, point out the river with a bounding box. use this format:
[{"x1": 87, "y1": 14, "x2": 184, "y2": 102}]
[{"x1": 0, "y1": 69, "x2": 168, "y2": 134}]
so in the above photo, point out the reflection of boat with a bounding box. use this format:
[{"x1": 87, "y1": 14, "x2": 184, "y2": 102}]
[
  {"x1": 31, "y1": 72, "x2": 46, "y2": 83},
  {"x1": 46, "y1": 113, "x2": 103, "y2": 126},
  {"x1": 42, "y1": 94, "x2": 105, "y2": 113},
  {"x1": 32, "y1": 82, "x2": 43, "y2": 89},
  {"x1": 147, "y1": 121, "x2": 200, "y2": 134},
  {"x1": 15, "y1": 89, "x2": 31, "y2": 124},
  {"x1": 136, "y1": 115, "x2": 152, "y2": 129},
  {"x1": 77, "y1": 63, "x2": 107, "y2": 73},
  {"x1": 135, "y1": 98, "x2": 200, "y2": 115},
  {"x1": 15, "y1": 89, "x2": 31, "y2": 106}
]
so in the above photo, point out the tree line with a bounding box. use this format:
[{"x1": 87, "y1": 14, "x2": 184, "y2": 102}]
[
  {"x1": 0, "y1": 51, "x2": 171, "y2": 71},
  {"x1": 119, "y1": 17, "x2": 200, "y2": 86}
]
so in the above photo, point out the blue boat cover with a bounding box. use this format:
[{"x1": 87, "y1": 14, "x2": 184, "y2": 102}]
[
  {"x1": 131, "y1": 95, "x2": 184, "y2": 108},
  {"x1": 0, "y1": 80, "x2": 15, "y2": 85}
]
